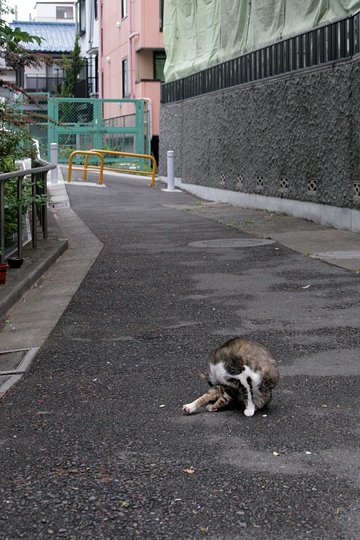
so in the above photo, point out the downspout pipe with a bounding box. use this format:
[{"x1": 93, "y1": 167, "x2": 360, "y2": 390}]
[
  {"x1": 128, "y1": 0, "x2": 139, "y2": 98},
  {"x1": 143, "y1": 97, "x2": 152, "y2": 154},
  {"x1": 99, "y1": 0, "x2": 103, "y2": 97},
  {"x1": 144, "y1": 98, "x2": 153, "y2": 140}
]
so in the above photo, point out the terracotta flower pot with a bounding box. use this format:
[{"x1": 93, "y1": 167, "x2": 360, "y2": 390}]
[{"x1": 0, "y1": 263, "x2": 8, "y2": 285}]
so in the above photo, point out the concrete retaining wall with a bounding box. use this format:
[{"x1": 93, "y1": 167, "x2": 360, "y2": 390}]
[{"x1": 159, "y1": 57, "x2": 360, "y2": 221}]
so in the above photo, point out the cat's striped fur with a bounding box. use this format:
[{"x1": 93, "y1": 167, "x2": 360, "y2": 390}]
[{"x1": 183, "y1": 337, "x2": 279, "y2": 417}]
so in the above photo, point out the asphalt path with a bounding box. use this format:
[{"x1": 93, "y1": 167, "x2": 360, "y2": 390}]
[{"x1": 1, "y1": 175, "x2": 360, "y2": 539}]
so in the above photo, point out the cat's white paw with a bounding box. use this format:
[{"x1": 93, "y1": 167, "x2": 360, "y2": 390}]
[
  {"x1": 244, "y1": 407, "x2": 255, "y2": 417},
  {"x1": 183, "y1": 403, "x2": 194, "y2": 415}
]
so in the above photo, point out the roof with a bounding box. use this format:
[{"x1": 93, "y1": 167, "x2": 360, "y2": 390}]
[{"x1": 9, "y1": 21, "x2": 76, "y2": 53}]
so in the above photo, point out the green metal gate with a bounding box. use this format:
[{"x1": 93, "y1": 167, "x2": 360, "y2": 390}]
[{"x1": 47, "y1": 97, "x2": 151, "y2": 163}]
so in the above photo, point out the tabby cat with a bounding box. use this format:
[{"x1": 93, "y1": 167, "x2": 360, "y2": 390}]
[{"x1": 183, "y1": 337, "x2": 279, "y2": 417}]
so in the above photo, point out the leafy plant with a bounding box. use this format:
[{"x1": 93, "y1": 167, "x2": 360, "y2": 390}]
[
  {"x1": 0, "y1": 106, "x2": 38, "y2": 239},
  {"x1": 57, "y1": 36, "x2": 85, "y2": 98},
  {"x1": 0, "y1": 1, "x2": 49, "y2": 242}
]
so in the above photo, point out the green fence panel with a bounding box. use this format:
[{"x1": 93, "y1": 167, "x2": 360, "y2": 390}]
[{"x1": 18, "y1": 96, "x2": 151, "y2": 168}]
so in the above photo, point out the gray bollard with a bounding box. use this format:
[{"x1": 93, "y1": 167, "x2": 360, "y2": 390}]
[
  {"x1": 50, "y1": 143, "x2": 58, "y2": 184},
  {"x1": 166, "y1": 150, "x2": 175, "y2": 191}
]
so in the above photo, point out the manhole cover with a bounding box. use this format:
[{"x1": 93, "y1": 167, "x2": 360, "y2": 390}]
[{"x1": 189, "y1": 238, "x2": 275, "y2": 248}]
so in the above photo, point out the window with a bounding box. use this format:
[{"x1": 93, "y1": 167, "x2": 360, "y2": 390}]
[
  {"x1": 121, "y1": 0, "x2": 127, "y2": 18},
  {"x1": 94, "y1": 0, "x2": 98, "y2": 19},
  {"x1": 159, "y1": 0, "x2": 164, "y2": 32},
  {"x1": 154, "y1": 51, "x2": 166, "y2": 82},
  {"x1": 57, "y1": 6, "x2": 74, "y2": 20},
  {"x1": 77, "y1": 0, "x2": 86, "y2": 34},
  {"x1": 122, "y1": 58, "x2": 129, "y2": 97}
]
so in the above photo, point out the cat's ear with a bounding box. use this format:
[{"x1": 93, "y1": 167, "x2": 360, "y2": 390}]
[{"x1": 199, "y1": 371, "x2": 209, "y2": 381}]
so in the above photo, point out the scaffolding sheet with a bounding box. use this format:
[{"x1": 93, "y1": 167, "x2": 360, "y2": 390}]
[{"x1": 163, "y1": 0, "x2": 360, "y2": 82}]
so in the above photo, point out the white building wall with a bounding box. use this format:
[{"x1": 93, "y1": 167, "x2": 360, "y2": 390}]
[
  {"x1": 77, "y1": 0, "x2": 99, "y2": 96},
  {"x1": 34, "y1": 1, "x2": 76, "y2": 23}
]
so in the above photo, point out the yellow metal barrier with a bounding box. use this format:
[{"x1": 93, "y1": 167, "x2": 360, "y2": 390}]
[
  {"x1": 68, "y1": 150, "x2": 105, "y2": 185},
  {"x1": 88, "y1": 149, "x2": 157, "y2": 187}
]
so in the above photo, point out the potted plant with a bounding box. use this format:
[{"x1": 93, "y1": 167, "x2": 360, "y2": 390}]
[{"x1": 7, "y1": 256, "x2": 24, "y2": 268}]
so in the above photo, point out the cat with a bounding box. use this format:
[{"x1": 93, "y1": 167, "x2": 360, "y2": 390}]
[{"x1": 183, "y1": 337, "x2": 279, "y2": 417}]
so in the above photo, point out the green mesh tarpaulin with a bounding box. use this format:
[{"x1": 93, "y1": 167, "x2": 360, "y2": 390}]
[{"x1": 163, "y1": 0, "x2": 360, "y2": 82}]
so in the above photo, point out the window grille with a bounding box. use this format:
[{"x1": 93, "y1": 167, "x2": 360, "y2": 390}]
[{"x1": 161, "y1": 14, "x2": 360, "y2": 103}]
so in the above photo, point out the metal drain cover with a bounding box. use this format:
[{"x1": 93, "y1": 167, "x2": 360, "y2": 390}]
[
  {"x1": 0, "y1": 348, "x2": 39, "y2": 399},
  {"x1": 0, "y1": 348, "x2": 38, "y2": 376},
  {"x1": 189, "y1": 238, "x2": 275, "y2": 248}
]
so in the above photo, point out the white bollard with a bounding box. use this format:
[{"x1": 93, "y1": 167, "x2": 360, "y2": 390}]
[
  {"x1": 166, "y1": 150, "x2": 175, "y2": 191},
  {"x1": 50, "y1": 143, "x2": 58, "y2": 184}
]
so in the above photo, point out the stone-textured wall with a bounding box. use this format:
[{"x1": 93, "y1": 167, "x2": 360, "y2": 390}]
[{"x1": 160, "y1": 58, "x2": 360, "y2": 210}]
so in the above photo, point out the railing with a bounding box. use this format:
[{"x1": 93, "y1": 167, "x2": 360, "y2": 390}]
[
  {"x1": 161, "y1": 12, "x2": 360, "y2": 103},
  {"x1": 67, "y1": 149, "x2": 157, "y2": 187},
  {"x1": 103, "y1": 114, "x2": 137, "y2": 128},
  {"x1": 67, "y1": 150, "x2": 105, "y2": 185},
  {"x1": 25, "y1": 76, "x2": 64, "y2": 95},
  {"x1": 75, "y1": 77, "x2": 99, "y2": 98},
  {"x1": 89, "y1": 150, "x2": 157, "y2": 187},
  {"x1": 0, "y1": 159, "x2": 55, "y2": 263},
  {"x1": 24, "y1": 76, "x2": 98, "y2": 97}
]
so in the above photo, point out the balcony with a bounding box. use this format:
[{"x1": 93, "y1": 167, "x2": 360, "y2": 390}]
[
  {"x1": 24, "y1": 76, "x2": 98, "y2": 98},
  {"x1": 25, "y1": 76, "x2": 64, "y2": 95}
]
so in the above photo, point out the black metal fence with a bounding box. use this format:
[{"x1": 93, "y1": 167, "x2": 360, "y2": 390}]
[
  {"x1": 161, "y1": 12, "x2": 360, "y2": 103},
  {"x1": 0, "y1": 159, "x2": 55, "y2": 263},
  {"x1": 25, "y1": 76, "x2": 65, "y2": 95},
  {"x1": 24, "y1": 76, "x2": 98, "y2": 98}
]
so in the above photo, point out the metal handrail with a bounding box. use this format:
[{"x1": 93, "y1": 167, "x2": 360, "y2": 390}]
[
  {"x1": 67, "y1": 149, "x2": 157, "y2": 187},
  {"x1": 89, "y1": 149, "x2": 157, "y2": 187},
  {"x1": 67, "y1": 150, "x2": 105, "y2": 185},
  {"x1": 0, "y1": 159, "x2": 55, "y2": 263}
]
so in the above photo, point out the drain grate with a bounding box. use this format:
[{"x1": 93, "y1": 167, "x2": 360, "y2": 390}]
[{"x1": 0, "y1": 348, "x2": 39, "y2": 376}]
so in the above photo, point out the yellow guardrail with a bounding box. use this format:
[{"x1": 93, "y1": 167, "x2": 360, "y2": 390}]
[
  {"x1": 68, "y1": 150, "x2": 105, "y2": 185},
  {"x1": 88, "y1": 149, "x2": 157, "y2": 187},
  {"x1": 68, "y1": 149, "x2": 157, "y2": 187}
]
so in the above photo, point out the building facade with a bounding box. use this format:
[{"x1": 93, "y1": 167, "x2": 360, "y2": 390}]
[
  {"x1": 9, "y1": 20, "x2": 75, "y2": 95},
  {"x1": 160, "y1": 0, "x2": 360, "y2": 232},
  {"x1": 4, "y1": 2, "x2": 76, "y2": 95},
  {"x1": 76, "y1": 0, "x2": 99, "y2": 97},
  {"x1": 34, "y1": 1, "x2": 75, "y2": 22},
  {"x1": 100, "y1": 0, "x2": 165, "y2": 162}
]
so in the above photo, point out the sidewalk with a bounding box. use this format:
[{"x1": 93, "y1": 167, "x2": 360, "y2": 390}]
[
  {"x1": 1, "y1": 171, "x2": 360, "y2": 539},
  {"x1": 0, "y1": 171, "x2": 103, "y2": 396}
]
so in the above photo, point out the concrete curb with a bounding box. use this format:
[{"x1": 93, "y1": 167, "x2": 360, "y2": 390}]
[{"x1": 159, "y1": 176, "x2": 360, "y2": 233}]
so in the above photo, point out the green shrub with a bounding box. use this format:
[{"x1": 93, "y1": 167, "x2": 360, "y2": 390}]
[{"x1": 0, "y1": 105, "x2": 40, "y2": 241}]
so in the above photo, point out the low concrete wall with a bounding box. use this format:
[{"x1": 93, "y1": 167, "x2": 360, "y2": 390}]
[{"x1": 160, "y1": 56, "x2": 360, "y2": 225}]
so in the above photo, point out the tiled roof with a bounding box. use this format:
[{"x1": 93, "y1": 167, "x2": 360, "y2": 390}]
[{"x1": 10, "y1": 21, "x2": 76, "y2": 53}]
